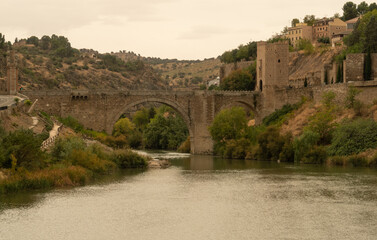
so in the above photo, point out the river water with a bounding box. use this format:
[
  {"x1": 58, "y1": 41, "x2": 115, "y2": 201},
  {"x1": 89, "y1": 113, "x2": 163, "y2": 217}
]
[{"x1": 1, "y1": 152, "x2": 377, "y2": 240}]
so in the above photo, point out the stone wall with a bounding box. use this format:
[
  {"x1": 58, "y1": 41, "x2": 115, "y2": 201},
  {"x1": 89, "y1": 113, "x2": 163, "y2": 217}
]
[
  {"x1": 23, "y1": 90, "x2": 257, "y2": 155},
  {"x1": 344, "y1": 53, "x2": 364, "y2": 82},
  {"x1": 0, "y1": 78, "x2": 6, "y2": 94}
]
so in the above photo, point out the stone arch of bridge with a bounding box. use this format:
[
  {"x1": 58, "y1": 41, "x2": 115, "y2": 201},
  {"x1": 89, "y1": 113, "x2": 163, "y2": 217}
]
[
  {"x1": 219, "y1": 100, "x2": 256, "y2": 116},
  {"x1": 109, "y1": 97, "x2": 193, "y2": 140}
]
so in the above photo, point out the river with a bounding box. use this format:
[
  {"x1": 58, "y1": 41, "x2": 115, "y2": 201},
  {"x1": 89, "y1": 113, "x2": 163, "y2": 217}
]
[{"x1": 1, "y1": 152, "x2": 377, "y2": 240}]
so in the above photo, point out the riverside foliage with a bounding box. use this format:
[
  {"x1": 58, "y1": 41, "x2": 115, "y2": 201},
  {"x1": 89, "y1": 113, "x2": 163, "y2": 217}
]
[
  {"x1": 209, "y1": 89, "x2": 377, "y2": 167},
  {"x1": 0, "y1": 124, "x2": 149, "y2": 194}
]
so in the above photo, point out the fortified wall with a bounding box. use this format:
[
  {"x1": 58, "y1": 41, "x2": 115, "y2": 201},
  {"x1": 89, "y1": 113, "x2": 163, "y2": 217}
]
[
  {"x1": 344, "y1": 53, "x2": 377, "y2": 82},
  {"x1": 256, "y1": 41, "x2": 377, "y2": 120}
]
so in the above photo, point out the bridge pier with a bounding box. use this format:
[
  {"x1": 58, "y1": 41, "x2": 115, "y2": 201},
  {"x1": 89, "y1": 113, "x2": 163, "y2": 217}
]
[{"x1": 23, "y1": 90, "x2": 258, "y2": 155}]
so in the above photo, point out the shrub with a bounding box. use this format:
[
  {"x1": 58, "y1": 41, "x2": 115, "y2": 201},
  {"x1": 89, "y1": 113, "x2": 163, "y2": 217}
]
[
  {"x1": 302, "y1": 146, "x2": 327, "y2": 164},
  {"x1": 347, "y1": 155, "x2": 368, "y2": 167},
  {"x1": 306, "y1": 109, "x2": 336, "y2": 145},
  {"x1": 178, "y1": 136, "x2": 190, "y2": 153},
  {"x1": 328, "y1": 156, "x2": 347, "y2": 166},
  {"x1": 1, "y1": 129, "x2": 46, "y2": 170},
  {"x1": 52, "y1": 137, "x2": 86, "y2": 163},
  {"x1": 257, "y1": 126, "x2": 285, "y2": 161},
  {"x1": 70, "y1": 149, "x2": 116, "y2": 174},
  {"x1": 293, "y1": 130, "x2": 320, "y2": 162},
  {"x1": 262, "y1": 103, "x2": 302, "y2": 126},
  {"x1": 111, "y1": 150, "x2": 148, "y2": 168},
  {"x1": 328, "y1": 119, "x2": 377, "y2": 156},
  {"x1": 223, "y1": 138, "x2": 251, "y2": 159},
  {"x1": 279, "y1": 133, "x2": 294, "y2": 162},
  {"x1": 220, "y1": 69, "x2": 255, "y2": 91},
  {"x1": 345, "y1": 87, "x2": 362, "y2": 109},
  {"x1": 59, "y1": 116, "x2": 84, "y2": 132}
]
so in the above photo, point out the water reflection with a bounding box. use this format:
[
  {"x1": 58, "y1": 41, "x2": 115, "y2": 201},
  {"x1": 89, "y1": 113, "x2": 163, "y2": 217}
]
[{"x1": 1, "y1": 151, "x2": 377, "y2": 240}]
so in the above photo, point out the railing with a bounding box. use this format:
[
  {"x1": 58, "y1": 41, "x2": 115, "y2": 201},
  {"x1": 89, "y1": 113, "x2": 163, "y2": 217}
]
[{"x1": 41, "y1": 123, "x2": 63, "y2": 150}]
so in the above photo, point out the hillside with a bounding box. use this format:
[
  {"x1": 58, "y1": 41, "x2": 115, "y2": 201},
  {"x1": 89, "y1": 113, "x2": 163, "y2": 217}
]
[
  {"x1": 113, "y1": 51, "x2": 222, "y2": 89},
  {"x1": 6, "y1": 37, "x2": 168, "y2": 91}
]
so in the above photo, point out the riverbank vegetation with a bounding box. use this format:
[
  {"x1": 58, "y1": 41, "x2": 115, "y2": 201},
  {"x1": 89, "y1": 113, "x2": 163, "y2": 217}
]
[
  {"x1": 0, "y1": 123, "x2": 149, "y2": 194},
  {"x1": 59, "y1": 105, "x2": 189, "y2": 152},
  {"x1": 209, "y1": 88, "x2": 377, "y2": 168}
]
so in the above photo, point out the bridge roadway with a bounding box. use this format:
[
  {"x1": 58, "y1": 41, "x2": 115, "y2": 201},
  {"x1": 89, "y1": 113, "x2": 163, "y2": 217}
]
[{"x1": 23, "y1": 89, "x2": 260, "y2": 154}]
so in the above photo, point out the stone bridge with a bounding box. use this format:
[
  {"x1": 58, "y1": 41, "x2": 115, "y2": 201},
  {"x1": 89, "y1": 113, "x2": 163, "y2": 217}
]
[{"x1": 24, "y1": 90, "x2": 261, "y2": 154}]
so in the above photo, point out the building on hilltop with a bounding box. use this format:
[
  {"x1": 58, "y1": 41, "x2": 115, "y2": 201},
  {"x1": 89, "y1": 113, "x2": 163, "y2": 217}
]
[
  {"x1": 346, "y1": 16, "x2": 360, "y2": 30},
  {"x1": 0, "y1": 51, "x2": 18, "y2": 95},
  {"x1": 312, "y1": 18, "x2": 347, "y2": 43},
  {"x1": 284, "y1": 23, "x2": 313, "y2": 47}
]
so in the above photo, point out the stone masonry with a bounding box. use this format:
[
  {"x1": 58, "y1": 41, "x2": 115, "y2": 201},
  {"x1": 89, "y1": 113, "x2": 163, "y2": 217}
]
[{"x1": 24, "y1": 90, "x2": 260, "y2": 155}]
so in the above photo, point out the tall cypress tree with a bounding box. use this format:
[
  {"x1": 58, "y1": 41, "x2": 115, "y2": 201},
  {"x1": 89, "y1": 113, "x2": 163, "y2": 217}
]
[
  {"x1": 364, "y1": 51, "x2": 372, "y2": 80},
  {"x1": 336, "y1": 65, "x2": 342, "y2": 83}
]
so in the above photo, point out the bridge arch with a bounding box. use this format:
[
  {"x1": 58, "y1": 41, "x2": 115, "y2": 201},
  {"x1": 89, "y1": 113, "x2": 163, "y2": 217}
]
[
  {"x1": 219, "y1": 100, "x2": 256, "y2": 116},
  {"x1": 108, "y1": 97, "x2": 194, "y2": 146}
]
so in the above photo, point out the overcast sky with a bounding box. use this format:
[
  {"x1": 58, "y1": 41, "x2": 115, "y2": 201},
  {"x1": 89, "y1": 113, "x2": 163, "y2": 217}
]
[{"x1": 0, "y1": 0, "x2": 372, "y2": 60}]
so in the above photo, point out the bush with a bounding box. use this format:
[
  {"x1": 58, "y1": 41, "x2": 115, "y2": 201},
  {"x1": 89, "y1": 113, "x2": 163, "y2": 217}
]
[
  {"x1": 209, "y1": 107, "x2": 248, "y2": 155},
  {"x1": 293, "y1": 130, "x2": 320, "y2": 162},
  {"x1": 328, "y1": 119, "x2": 377, "y2": 156},
  {"x1": 347, "y1": 155, "x2": 368, "y2": 167},
  {"x1": 223, "y1": 138, "x2": 251, "y2": 159},
  {"x1": 262, "y1": 103, "x2": 301, "y2": 126},
  {"x1": 52, "y1": 137, "x2": 86, "y2": 163},
  {"x1": 220, "y1": 69, "x2": 255, "y2": 91},
  {"x1": 59, "y1": 116, "x2": 84, "y2": 132},
  {"x1": 302, "y1": 146, "x2": 327, "y2": 164},
  {"x1": 70, "y1": 149, "x2": 116, "y2": 174},
  {"x1": 279, "y1": 133, "x2": 294, "y2": 162},
  {"x1": 257, "y1": 126, "x2": 285, "y2": 161},
  {"x1": 111, "y1": 150, "x2": 148, "y2": 168},
  {"x1": 1, "y1": 129, "x2": 46, "y2": 170},
  {"x1": 178, "y1": 136, "x2": 190, "y2": 153}
]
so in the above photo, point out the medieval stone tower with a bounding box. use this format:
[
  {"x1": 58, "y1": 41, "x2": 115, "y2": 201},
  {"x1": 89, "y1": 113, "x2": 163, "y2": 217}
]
[
  {"x1": 256, "y1": 41, "x2": 289, "y2": 92},
  {"x1": 256, "y1": 41, "x2": 289, "y2": 117},
  {"x1": 6, "y1": 50, "x2": 18, "y2": 95}
]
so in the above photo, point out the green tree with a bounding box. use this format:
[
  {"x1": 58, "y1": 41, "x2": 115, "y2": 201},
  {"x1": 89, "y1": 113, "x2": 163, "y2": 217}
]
[
  {"x1": 303, "y1": 15, "x2": 316, "y2": 26},
  {"x1": 113, "y1": 118, "x2": 135, "y2": 137},
  {"x1": 209, "y1": 107, "x2": 248, "y2": 153},
  {"x1": 336, "y1": 64, "x2": 343, "y2": 83},
  {"x1": 0, "y1": 33, "x2": 5, "y2": 49},
  {"x1": 143, "y1": 107, "x2": 188, "y2": 150},
  {"x1": 257, "y1": 126, "x2": 285, "y2": 161},
  {"x1": 1, "y1": 129, "x2": 45, "y2": 170},
  {"x1": 357, "y1": 1, "x2": 369, "y2": 15},
  {"x1": 343, "y1": 2, "x2": 358, "y2": 21},
  {"x1": 364, "y1": 51, "x2": 372, "y2": 80},
  {"x1": 364, "y1": 14, "x2": 377, "y2": 52},
  {"x1": 345, "y1": 86, "x2": 361, "y2": 109},
  {"x1": 370, "y1": 3, "x2": 377, "y2": 11},
  {"x1": 40, "y1": 35, "x2": 51, "y2": 50},
  {"x1": 26, "y1": 36, "x2": 39, "y2": 47},
  {"x1": 132, "y1": 108, "x2": 151, "y2": 131},
  {"x1": 293, "y1": 130, "x2": 320, "y2": 162},
  {"x1": 291, "y1": 18, "x2": 300, "y2": 27},
  {"x1": 220, "y1": 69, "x2": 255, "y2": 91}
]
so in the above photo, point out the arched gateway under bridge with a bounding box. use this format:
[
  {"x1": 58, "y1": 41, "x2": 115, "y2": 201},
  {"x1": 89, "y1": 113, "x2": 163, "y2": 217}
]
[{"x1": 24, "y1": 90, "x2": 260, "y2": 154}]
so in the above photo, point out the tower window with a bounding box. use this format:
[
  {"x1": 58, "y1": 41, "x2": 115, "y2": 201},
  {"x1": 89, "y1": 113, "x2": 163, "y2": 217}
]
[{"x1": 278, "y1": 59, "x2": 280, "y2": 63}]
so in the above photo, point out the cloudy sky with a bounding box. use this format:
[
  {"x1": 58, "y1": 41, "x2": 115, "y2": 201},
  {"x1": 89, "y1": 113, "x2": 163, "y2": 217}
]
[{"x1": 0, "y1": 0, "x2": 371, "y2": 60}]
